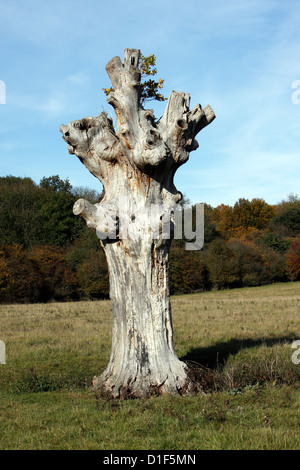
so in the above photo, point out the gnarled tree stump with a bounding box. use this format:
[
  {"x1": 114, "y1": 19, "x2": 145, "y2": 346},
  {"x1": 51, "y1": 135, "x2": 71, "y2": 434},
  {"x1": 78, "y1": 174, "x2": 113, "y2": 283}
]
[{"x1": 60, "y1": 48, "x2": 215, "y2": 399}]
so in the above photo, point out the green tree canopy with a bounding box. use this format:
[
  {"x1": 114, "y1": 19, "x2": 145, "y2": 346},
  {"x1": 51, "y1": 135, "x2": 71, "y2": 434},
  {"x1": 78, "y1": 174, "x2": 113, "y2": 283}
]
[
  {"x1": 40, "y1": 175, "x2": 72, "y2": 193},
  {"x1": 0, "y1": 176, "x2": 43, "y2": 249},
  {"x1": 271, "y1": 206, "x2": 300, "y2": 233},
  {"x1": 38, "y1": 176, "x2": 83, "y2": 247}
]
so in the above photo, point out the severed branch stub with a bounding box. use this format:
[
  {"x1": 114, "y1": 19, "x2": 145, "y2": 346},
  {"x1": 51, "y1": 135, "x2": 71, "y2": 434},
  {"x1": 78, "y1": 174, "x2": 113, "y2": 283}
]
[{"x1": 60, "y1": 48, "x2": 215, "y2": 399}]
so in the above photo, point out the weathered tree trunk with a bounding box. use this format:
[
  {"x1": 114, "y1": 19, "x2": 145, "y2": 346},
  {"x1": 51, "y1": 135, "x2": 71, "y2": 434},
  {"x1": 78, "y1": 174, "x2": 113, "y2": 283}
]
[{"x1": 60, "y1": 48, "x2": 215, "y2": 399}]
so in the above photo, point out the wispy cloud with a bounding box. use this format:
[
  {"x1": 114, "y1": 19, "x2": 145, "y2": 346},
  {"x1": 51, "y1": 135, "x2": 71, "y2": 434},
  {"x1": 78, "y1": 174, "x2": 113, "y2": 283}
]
[{"x1": 8, "y1": 72, "x2": 91, "y2": 117}]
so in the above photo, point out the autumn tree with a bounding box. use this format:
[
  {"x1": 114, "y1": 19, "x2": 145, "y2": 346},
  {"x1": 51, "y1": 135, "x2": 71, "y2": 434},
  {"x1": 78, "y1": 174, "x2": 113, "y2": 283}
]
[
  {"x1": 213, "y1": 198, "x2": 274, "y2": 239},
  {"x1": 29, "y1": 245, "x2": 78, "y2": 302},
  {"x1": 60, "y1": 48, "x2": 215, "y2": 398},
  {"x1": 286, "y1": 238, "x2": 300, "y2": 281},
  {"x1": 0, "y1": 245, "x2": 41, "y2": 303},
  {"x1": 212, "y1": 203, "x2": 234, "y2": 239},
  {"x1": 169, "y1": 245, "x2": 209, "y2": 294}
]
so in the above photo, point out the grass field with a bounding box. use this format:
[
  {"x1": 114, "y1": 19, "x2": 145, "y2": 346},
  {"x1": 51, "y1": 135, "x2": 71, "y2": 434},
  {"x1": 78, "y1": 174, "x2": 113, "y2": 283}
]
[{"x1": 0, "y1": 282, "x2": 299, "y2": 450}]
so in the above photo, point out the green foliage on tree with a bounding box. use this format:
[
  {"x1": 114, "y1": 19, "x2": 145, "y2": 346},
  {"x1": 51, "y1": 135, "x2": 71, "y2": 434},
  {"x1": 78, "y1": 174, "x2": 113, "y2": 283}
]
[
  {"x1": 0, "y1": 177, "x2": 44, "y2": 249},
  {"x1": 40, "y1": 175, "x2": 73, "y2": 193},
  {"x1": 206, "y1": 239, "x2": 238, "y2": 289},
  {"x1": 66, "y1": 230, "x2": 109, "y2": 300},
  {"x1": 271, "y1": 206, "x2": 300, "y2": 233},
  {"x1": 261, "y1": 232, "x2": 290, "y2": 254},
  {"x1": 139, "y1": 53, "x2": 167, "y2": 104},
  {"x1": 0, "y1": 175, "x2": 85, "y2": 249},
  {"x1": 38, "y1": 175, "x2": 83, "y2": 247},
  {"x1": 102, "y1": 52, "x2": 167, "y2": 105}
]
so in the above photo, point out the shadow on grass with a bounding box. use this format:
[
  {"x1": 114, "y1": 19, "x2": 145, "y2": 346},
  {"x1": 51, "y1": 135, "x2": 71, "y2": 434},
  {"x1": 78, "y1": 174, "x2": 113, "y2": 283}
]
[{"x1": 181, "y1": 335, "x2": 297, "y2": 370}]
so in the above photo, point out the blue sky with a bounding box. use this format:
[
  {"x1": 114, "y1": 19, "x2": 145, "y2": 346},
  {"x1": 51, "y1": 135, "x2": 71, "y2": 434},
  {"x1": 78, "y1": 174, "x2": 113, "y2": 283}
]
[{"x1": 0, "y1": 0, "x2": 299, "y2": 207}]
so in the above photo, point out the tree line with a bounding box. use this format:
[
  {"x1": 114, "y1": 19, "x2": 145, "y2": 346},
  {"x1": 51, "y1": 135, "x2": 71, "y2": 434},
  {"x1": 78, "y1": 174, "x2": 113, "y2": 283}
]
[{"x1": 0, "y1": 175, "x2": 299, "y2": 303}]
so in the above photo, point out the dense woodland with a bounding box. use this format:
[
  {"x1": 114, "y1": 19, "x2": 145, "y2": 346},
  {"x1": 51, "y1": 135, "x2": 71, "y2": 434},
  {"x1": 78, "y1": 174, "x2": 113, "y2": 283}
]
[{"x1": 0, "y1": 175, "x2": 299, "y2": 303}]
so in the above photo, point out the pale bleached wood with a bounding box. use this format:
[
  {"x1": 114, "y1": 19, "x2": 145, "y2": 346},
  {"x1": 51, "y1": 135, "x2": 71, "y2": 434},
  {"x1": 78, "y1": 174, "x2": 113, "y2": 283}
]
[{"x1": 60, "y1": 48, "x2": 215, "y2": 399}]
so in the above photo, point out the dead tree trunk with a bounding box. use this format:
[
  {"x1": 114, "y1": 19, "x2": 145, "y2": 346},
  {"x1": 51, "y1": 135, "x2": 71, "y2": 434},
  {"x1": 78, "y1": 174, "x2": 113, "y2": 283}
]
[{"x1": 60, "y1": 48, "x2": 215, "y2": 399}]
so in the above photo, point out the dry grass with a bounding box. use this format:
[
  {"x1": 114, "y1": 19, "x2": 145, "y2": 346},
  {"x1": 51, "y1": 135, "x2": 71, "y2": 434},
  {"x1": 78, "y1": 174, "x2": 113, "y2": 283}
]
[{"x1": 0, "y1": 282, "x2": 299, "y2": 449}]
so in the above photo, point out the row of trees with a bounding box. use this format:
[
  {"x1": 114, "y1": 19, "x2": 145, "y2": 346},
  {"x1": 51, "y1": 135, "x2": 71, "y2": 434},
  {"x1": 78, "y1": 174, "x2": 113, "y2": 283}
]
[{"x1": 0, "y1": 175, "x2": 299, "y2": 303}]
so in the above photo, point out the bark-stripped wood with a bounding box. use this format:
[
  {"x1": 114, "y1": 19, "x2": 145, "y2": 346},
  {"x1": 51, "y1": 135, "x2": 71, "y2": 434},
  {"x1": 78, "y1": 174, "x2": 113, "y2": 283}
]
[{"x1": 60, "y1": 48, "x2": 215, "y2": 399}]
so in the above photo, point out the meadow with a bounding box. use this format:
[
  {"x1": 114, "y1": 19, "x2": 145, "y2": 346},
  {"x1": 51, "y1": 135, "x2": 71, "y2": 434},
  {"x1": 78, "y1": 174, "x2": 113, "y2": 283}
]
[{"x1": 0, "y1": 282, "x2": 299, "y2": 450}]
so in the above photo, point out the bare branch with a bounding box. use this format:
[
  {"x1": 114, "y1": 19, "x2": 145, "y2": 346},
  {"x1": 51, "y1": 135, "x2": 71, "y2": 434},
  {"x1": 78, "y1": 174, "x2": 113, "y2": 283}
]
[
  {"x1": 73, "y1": 198, "x2": 98, "y2": 228},
  {"x1": 73, "y1": 198, "x2": 118, "y2": 238},
  {"x1": 189, "y1": 104, "x2": 215, "y2": 135}
]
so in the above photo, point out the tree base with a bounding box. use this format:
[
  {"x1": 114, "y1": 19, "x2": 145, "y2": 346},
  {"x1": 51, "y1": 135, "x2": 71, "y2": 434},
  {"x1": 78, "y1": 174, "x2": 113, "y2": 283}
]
[{"x1": 92, "y1": 362, "x2": 204, "y2": 400}]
